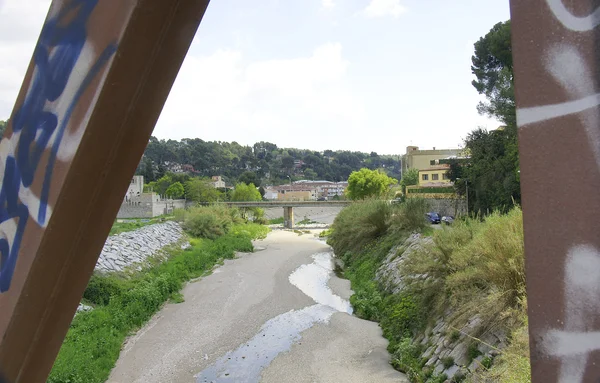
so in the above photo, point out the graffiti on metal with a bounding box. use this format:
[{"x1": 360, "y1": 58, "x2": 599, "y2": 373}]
[
  {"x1": 512, "y1": 0, "x2": 600, "y2": 381},
  {"x1": 0, "y1": 0, "x2": 117, "y2": 292}
]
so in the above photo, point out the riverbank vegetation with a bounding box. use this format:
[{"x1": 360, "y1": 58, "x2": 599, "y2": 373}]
[
  {"x1": 328, "y1": 199, "x2": 529, "y2": 383},
  {"x1": 48, "y1": 208, "x2": 268, "y2": 383}
]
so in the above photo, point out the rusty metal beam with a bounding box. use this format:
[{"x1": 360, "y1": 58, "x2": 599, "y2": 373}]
[
  {"x1": 0, "y1": 1, "x2": 210, "y2": 381},
  {"x1": 510, "y1": 1, "x2": 600, "y2": 381}
]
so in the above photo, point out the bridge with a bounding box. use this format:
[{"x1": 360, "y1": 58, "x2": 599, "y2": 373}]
[{"x1": 215, "y1": 201, "x2": 352, "y2": 228}]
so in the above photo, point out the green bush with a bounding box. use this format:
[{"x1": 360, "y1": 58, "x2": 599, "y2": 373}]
[
  {"x1": 328, "y1": 199, "x2": 391, "y2": 258},
  {"x1": 390, "y1": 338, "x2": 425, "y2": 381},
  {"x1": 390, "y1": 198, "x2": 430, "y2": 233},
  {"x1": 269, "y1": 217, "x2": 284, "y2": 225},
  {"x1": 181, "y1": 205, "x2": 243, "y2": 239},
  {"x1": 83, "y1": 275, "x2": 131, "y2": 306},
  {"x1": 173, "y1": 208, "x2": 186, "y2": 222},
  {"x1": 442, "y1": 356, "x2": 455, "y2": 369}
]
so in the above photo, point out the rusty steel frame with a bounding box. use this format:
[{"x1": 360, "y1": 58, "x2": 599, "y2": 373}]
[
  {"x1": 511, "y1": 0, "x2": 600, "y2": 382},
  {"x1": 0, "y1": 1, "x2": 210, "y2": 381},
  {"x1": 1, "y1": 0, "x2": 599, "y2": 382}
]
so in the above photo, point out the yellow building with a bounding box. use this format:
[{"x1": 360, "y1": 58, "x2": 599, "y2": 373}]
[
  {"x1": 418, "y1": 166, "x2": 452, "y2": 186},
  {"x1": 403, "y1": 146, "x2": 463, "y2": 173},
  {"x1": 277, "y1": 189, "x2": 316, "y2": 201}
]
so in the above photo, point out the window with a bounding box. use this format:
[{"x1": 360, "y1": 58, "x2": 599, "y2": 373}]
[
  {"x1": 422, "y1": 174, "x2": 429, "y2": 181},
  {"x1": 443, "y1": 173, "x2": 449, "y2": 180},
  {"x1": 432, "y1": 174, "x2": 439, "y2": 181}
]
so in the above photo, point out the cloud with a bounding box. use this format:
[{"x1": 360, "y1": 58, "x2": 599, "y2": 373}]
[
  {"x1": 322, "y1": 0, "x2": 335, "y2": 9},
  {"x1": 0, "y1": 0, "x2": 50, "y2": 117},
  {"x1": 363, "y1": 0, "x2": 407, "y2": 18},
  {"x1": 154, "y1": 42, "x2": 365, "y2": 150}
]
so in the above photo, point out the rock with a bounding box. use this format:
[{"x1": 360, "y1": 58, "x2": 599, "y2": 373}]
[
  {"x1": 425, "y1": 355, "x2": 438, "y2": 367},
  {"x1": 444, "y1": 365, "x2": 460, "y2": 380},
  {"x1": 95, "y1": 221, "x2": 186, "y2": 272},
  {"x1": 448, "y1": 341, "x2": 470, "y2": 366},
  {"x1": 433, "y1": 362, "x2": 445, "y2": 375},
  {"x1": 468, "y1": 355, "x2": 484, "y2": 372},
  {"x1": 77, "y1": 304, "x2": 92, "y2": 313}
]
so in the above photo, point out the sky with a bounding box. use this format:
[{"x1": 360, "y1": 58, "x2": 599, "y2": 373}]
[{"x1": 0, "y1": 0, "x2": 510, "y2": 155}]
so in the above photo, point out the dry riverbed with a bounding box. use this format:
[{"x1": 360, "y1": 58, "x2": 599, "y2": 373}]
[{"x1": 107, "y1": 230, "x2": 407, "y2": 383}]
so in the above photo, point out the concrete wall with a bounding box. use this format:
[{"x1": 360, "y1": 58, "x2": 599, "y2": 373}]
[
  {"x1": 117, "y1": 193, "x2": 186, "y2": 218},
  {"x1": 425, "y1": 197, "x2": 466, "y2": 217}
]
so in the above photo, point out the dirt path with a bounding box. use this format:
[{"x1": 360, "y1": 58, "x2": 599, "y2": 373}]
[{"x1": 107, "y1": 231, "x2": 407, "y2": 383}]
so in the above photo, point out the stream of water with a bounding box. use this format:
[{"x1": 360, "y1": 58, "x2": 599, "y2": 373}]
[{"x1": 195, "y1": 252, "x2": 351, "y2": 383}]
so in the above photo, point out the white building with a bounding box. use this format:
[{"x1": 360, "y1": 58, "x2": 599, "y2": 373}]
[
  {"x1": 124, "y1": 175, "x2": 144, "y2": 202},
  {"x1": 263, "y1": 188, "x2": 279, "y2": 200},
  {"x1": 211, "y1": 176, "x2": 226, "y2": 188}
]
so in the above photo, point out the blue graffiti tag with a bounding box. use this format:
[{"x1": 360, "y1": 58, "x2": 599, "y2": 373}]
[{"x1": 0, "y1": 0, "x2": 118, "y2": 292}]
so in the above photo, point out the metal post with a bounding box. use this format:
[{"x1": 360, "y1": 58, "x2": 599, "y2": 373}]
[
  {"x1": 0, "y1": 1, "x2": 210, "y2": 381},
  {"x1": 510, "y1": 1, "x2": 600, "y2": 381},
  {"x1": 465, "y1": 179, "x2": 468, "y2": 216}
]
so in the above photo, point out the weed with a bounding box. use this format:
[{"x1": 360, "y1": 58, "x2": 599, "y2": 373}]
[
  {"x1": 467, "y1": 342, "x2": 482, "y2": 364},
  {"x1": 268, "y1": 217, "x2": 284, "y2": 224},
  {"x1": 442, "y1": 356, "x2": 455, "y2": 369},
  {"x1": 481, "y1": 356, "x2": 493, "y2": 369},
  {"x1": 450, "y1": 330, "x2": 461, "y2": 343},
  {"x1": 170, "y1": 291, "x2": 185, "y2": 303},
  {"x1": 473, "y1": 312, "x2": 530, "y2": 383}
]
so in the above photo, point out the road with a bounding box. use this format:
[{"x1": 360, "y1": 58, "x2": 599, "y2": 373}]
[{"x1": 107, "y1": 230, "x2": 407, "y2": 383}]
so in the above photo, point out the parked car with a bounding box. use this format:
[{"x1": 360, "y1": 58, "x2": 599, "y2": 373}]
[
  {"x1": 441, "y1": 215, "x2": 454, "y2": 225},
  {"x1": 426, "y1": 212, "x2": 441, "y2": 224},
  {"x1": 317, "y1": 197, "x2": 327, "y2": 201}
]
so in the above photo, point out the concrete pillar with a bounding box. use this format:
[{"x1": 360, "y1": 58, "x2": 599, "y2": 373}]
[{"x1": 283, "y1": 207, "x2": 294, "y2": 229}]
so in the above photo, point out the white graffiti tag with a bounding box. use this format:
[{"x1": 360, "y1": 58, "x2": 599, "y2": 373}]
[{"x1": 542, "y1": 245, "x2": 600, "y2": 382}]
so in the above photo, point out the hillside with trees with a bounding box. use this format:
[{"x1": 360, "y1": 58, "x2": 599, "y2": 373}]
[{"x1": 135, "y1": 137, "x2": 402, "y2": 186}]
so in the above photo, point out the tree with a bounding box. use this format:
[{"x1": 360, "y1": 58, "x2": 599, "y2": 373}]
[
  {"x1": 185, "y1": 178, "x2": 222, "y2": 202},
  {"x1": 0, "y1": 120, "x2": 6, "y2": 137},
  {"x1": 231, "y1": 182, "x2": 263, "y2": 219},
  {"x1": 448, "y1": 127, "x2": 520, "y2": 214},
  {"x1": 399, "y1": 168, "x2": 419, "y2": 194},
  {"x1": 258, "y1": 186, "x2": 266, "y2": 199},
  {"x1": 471, "y1": 20, "x2": 515, "y2": 126},
  {"x1": 346, "y1": 168, "x2": 397, "y2": 200},
  {"x1": 450, "y1": 20, "x2": 520, "y2": 215},
  {"x1": 238, "y1": 171, "x2": 261, "y2": 187},
  {"x1": 231, "y1": 183, "x2": 262, "y2": 202},
  {"x1": 165, "y1": 182, "x2": 184, "y2": 199},
  {"x1": 304, "y1": 168, "x2": 318, "y2": 180},
  {"x1": 154, "y1": 174, "x2": 173, "y2": 196}
]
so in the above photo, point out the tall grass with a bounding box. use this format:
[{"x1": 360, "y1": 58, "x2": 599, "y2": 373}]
[
  {"x1": 328, "y1": 199, "x2": 391, "y2": 260},
  {"x1": 48, "y1": 223, "x2": 268, "y2": 383},
  {"x1": 401, "y1": 208, "x2": 525, "y2": 331},
  {"x1": 331, "y1": 200, "x2": 526, "y2": 382},
  {"x1": 470, "y1": 311, "x2": 530, "y2": 383}
]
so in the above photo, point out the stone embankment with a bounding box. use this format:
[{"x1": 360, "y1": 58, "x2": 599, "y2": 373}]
[
  {"x1": 77, "y1": 222, "x2": 187, "y2": 313},
  {"x1": 95, "y1": 221, "x2": 188, "y2": 273},
  {"x1": 376, "y1": 233, "x2": 507, "y2": 381}
]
